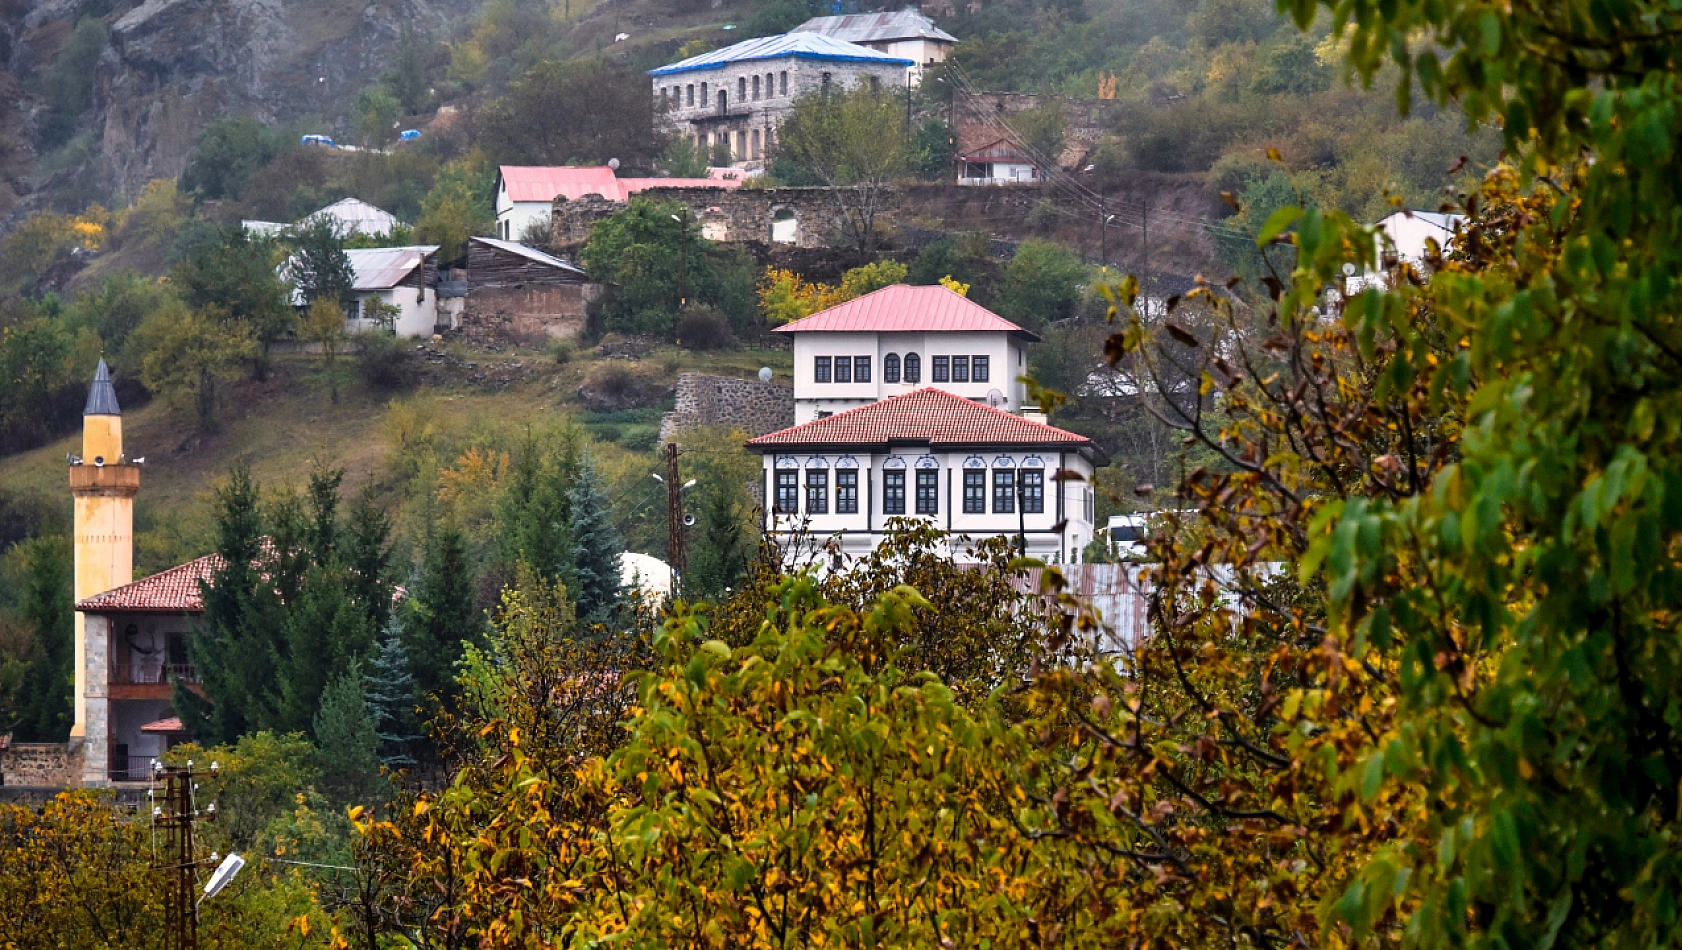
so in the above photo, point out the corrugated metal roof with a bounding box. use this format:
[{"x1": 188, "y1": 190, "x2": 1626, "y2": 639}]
[
  {"x1": 648, "y1": 32, "x2": 913, "y2": 76},
  {"x1": 301, "y1": 198, "x2": 402, "y2": 236},
  {"x1": 470, "y1": 236, "x2": 590, "y2": 277},
  {"x1": 793, "y1": 9, "x2": 958, "y2": 45},
  {"x1": 1016, "y1": 564, "x2": 1150, "y2": 653},
  {"x1": 347, "y1": 245, "x2": 438, "y2": 291},
  {"x1": 772, "y1": 284, "x2": 1038, "y2": 338},
  {"x1": 499, "y1": 166, "x2": 741, "y2": 204},
  {"x1": 84, "y1": 359, "x2": 120, "y2": 415},
  {"x1": 748, "y1": 388, "x2": 1094, "y2": 450}
]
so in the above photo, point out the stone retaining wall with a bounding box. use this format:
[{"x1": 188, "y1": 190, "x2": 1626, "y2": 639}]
[
  {"x1": 659, "y1": 373, "x2": 794, "y2": 444},
  {"x1": 552, "y1": 186, "x2": 884, "y2": 250},
  {"x1": 1, "y1": 742, "x2": 74, "y2": 787}
]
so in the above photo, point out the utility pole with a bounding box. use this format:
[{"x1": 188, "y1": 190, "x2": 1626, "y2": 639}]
[
  {"x1": 1100, "y1": 196, "x2": 1107, "y2": 269},
  {"x1": 665, "y1": 442, "x2": 687, "y2": 584},
  {"x1": 677, "y1": 210, "x2": 689, "y2": 309},
  {"x1": 1140, "y1": 196, "x2": 1149, "y2": 280},
  {"x1": 154, "y1": 760, "x2": 218, "y2": 950}
]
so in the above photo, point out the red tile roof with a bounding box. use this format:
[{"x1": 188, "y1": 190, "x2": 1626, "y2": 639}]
[
  {"x1": 499, "y1": 165, "x2": 740, "y2": 203},
  {"x1": 76, "y1": 554, "x2": 220, "y2": 614},
  {"x1": 772, "y1": 284, "x2": 1040, "y2": 339},
  {"x1": 748, "y1": 388, "x2": 1098, "y2": 453},
  {"x1": 140, "y1": 717, "x2": 187, "y2": 734}
]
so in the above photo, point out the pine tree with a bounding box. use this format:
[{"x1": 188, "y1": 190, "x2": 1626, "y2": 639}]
[
  {"x1": 685, "y1": 478, "x2": 753, "y2": 604},
  {"x1": 313, "y1": 660, "x2": 382, "y2": 803},
  {"x1": 404, "y1": 520, "x2": 481, "y2": 701},
  {"x1": 365, "y1": 617, "x2": 420, "y2": 769},
  {"x1": 495, "y1": 430, "x2": 575, "y2": 581},
  {"x1": 343, "y1": 488, "x2": 394, "y2": 633},
  {"x1": 277, "y1": 560, "x2": 376, "y2": 736},
  {"x1": 567, "y1": 452, "x2": 624, "y2": 625},
  {"x1": 10, "y1": 535, "x2": 72, "y2": 742}
]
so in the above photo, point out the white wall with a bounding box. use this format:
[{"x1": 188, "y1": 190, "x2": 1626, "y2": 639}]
[
  {"x1": 347, "y1": 287, "x2": 438, "y2": 338},
  {"x1": 791, "y1": 330, "x2": 1024, "y2": 423},
  {"x1": 495, "y1": 196, "x2": 551, "y2": 243}
]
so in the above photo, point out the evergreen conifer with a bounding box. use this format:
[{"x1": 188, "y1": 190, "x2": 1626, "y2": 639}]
[
  {"x1": 405, "y1": 520, "x2": 481, "y2": 701},
  {"x1": 684, "y1": 478, "x2": 753, "y2": 604},
  {"x1": 344, "y1": 488, "x2": 394, "y2": 632},
  {"x1": 313, "y1": 660, "x2": 382, "y2": 803},
  {"x1": 365, "y1": 617, "x2": 420, "y2": 769},
  {"x1": 277, "y1": 560, "x2": 376, "y2": 736},
  {"x1": 10, "y1": 536, "x2": 72, "y2": 741},
  {"x1": 567, "y1": 452, "x2": 623, "y2": 624}
]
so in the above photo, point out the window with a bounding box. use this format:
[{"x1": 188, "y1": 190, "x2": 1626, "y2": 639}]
[
  {"x1": 932, "y1": 356, "x2": 950, "y2": 382},
  {"x1": 776, "y1": 471, "x2": 799, "y2": 513},
  {"x1": 993, "y1": 470, "x2": 1015, "y2": 513},
  {"x1": 904, "y1": 353, "x2": 921, "y2": 383},
  {"x1": 751, "y1": 129, "x2": 760, "y2": 159},
  {"x1": 884, "y1": 353, "x2": 900, "y2": 382},
  {"x1": 780, "y1": 71, "x2": 788, "y2": 95},
  {"x1": 916, "y1": 470, "x2": 939, "y2": 515},
  {"x1": 884, "y1": 471, "x2": 906, "y2": 514},
  {"x1": 700, "y1": 82, "x2": 708, "y2": 105},
  {"x1": 719, "y1": 91, "x2": 728, "y2": 114},
  {"x1": 752, "y1": 75, "x2": 760, "y2": 100},
  {"x1": 767, "y1": 73, "x2": 775, "y2": 96},
  {"x1": 963, "y1": 470, "x2": 986, "y2": 513},
  {"x1": 834, "y1": 357, "x2": 851, "y2": 383},
  {"x1": 814, "y1": 356, "x2": 831, "y2": 383},
  {"x1": 1021, "y1": 470, "x2": 1044, "y2": 513},
  {"x1": 973, "y1": 355, "x2": 990, "y2": 382},
  {"x1": 739, "y1": 77, "x2": 747, "y2": 100},
  {"x1": 837, "y1": 470, "x2": 858, "y2": 513},
  {"x1": 870, "y1": 75, "x2": 880, "y2": 93},
  {"x1": 822, "y1": 71, "x2": 832, "y2": 86},
  {"x1": 806, "y1": 469, "x2": 828, "y2": 514},
  {"x1": 952, "y1": 356, "x2": 969, "y2": 383},
  {"x1": 738, "y1": 130, "x2": 747, "y2": 155},
  {"x1": 854, "y1": 356, "x2": 871, "y2": 383},
  {"x1": 687, "y1": 83, "x2": 695, "y2": 106}
]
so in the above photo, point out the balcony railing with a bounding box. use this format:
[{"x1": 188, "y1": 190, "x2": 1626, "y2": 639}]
[
  {"x1": 109, "y1": 755, "x2": 158, "y2": 783},
  {"x1": 110, "y1": 663, "x2": 198, "y2": 685}
]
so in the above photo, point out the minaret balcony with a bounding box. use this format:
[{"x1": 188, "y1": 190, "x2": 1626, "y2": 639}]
[{"x1": 69, "y1": 464, "x2": 141, "y2": 494}]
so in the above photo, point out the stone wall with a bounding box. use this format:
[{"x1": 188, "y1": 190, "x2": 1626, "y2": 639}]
[
  {"x1": 459, "y1": 283, "x2": 599, "y2": 346},
  {"x1": 552, "y1": 186, "x2": 882, "y2": 250},
  {"x1": 1, "y1": 742, "x2": 75, "y2": 788},
  {"x1": 660, "y1": 373, "x2": 795, "y2": 443}
]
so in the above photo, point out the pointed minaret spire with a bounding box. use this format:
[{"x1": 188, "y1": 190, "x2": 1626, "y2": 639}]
[{"x1": 84, "y1": 358, "x2": 121, "y2": 416}]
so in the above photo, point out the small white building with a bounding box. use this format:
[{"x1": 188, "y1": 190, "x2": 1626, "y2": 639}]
[
  {"x1": 791, "y1": 8, "x2": 957, "y2": 84},
  {"x1": 284, "y1": 245, "x2": 443, "y2": 337},
  {"x1": 747, "y1": 388, "x2": 1104, "y2": 563},
  {"x1": 957, "y1": 138, "x2": 1041, "y2": 185},
  {"x1": 773, "y1": 284, "x2": 1039, "y2": 424},
  {"x1": 649, "y1": 32, "x2": 912, "y2": 166},
  {"x1": 1346, "y1": 210, "x2": 1465, "y2": 292},
  {"x1": 494, "y1": 165, "x2": 738, "y2": 242},
  {"x1": 243, "y1": 198, "x2": 404, "y2": 239}
]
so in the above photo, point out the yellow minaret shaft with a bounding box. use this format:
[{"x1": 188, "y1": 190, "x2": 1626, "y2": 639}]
[{"x1": 69, "y1": 360, "x2": 138, "y2": 750}]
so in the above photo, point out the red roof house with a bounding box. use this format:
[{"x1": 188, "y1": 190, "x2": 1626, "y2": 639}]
[
  {"x1": 773, "y1": 284, "x2": 1040, "y2": 340},
  {"x1": 750, "y1": 388, "x2": 1102, "y2": 458}
]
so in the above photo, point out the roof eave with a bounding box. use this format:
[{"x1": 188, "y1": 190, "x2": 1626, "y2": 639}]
[{"x1": 650, "y1": 49, "x2": 914, "y2": 76}]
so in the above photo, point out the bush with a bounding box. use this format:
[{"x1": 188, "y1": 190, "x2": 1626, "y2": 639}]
[
  {"x1": 357, "y1": 332, "x2": 418, "y2": 390},
  {"x1": 676, "y1": 309, "x2": 734, "y2": 351},
  {"x1": 548, "y1": 338, "x2": 576, "y2": 364}
]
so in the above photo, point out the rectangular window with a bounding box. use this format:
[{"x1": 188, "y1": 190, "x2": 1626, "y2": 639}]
[
  {"x1": 806, "y1": 469, "x2": 828, "y2": 514},
  {"x1": 932, "y1": 356, "x2": 950, "y2": 382},
  {"x1": 916, "y1": 470, "x2": 939, "y2": 515},
  {"x1": 700, "y1": 82, "x2": 708, "y2": 105},
  {"x1": 739, "y1": 77, "x2": 747, "y2": 100},
  {"x1": 834, "y1": 357, "x2": 851, "y2": 383},
  {"x1": 1021, "y1": 470, "x2": 1044, "y2": 513},
  {"x1": 776, "y1": 471, "x2": 799, "y2": 513},
  {"x1": 814, "y1": 356, "x2": 831, "y2": 383},
  {"x1": 993, "y1": 470, "x2": 1015, "y2": 513},
  {"x1": 963, "y1": 470, "x2": 986, "y2": 513},
  {"x1": 854, "y1": 356, "x2": 871, "y2": 383},
  {"x1": 973, "y1": 356, "x2": 989, "y2": 382},
  {"x1": 752, "y1": 75, "x2": 760, "y2": 100},
  {"x1": 952, "y1": 356, "x2": 969, "y2": 383},
  {"x1": 883, "y1": 471, "x2": 906, "y2": 515},
  {"x1": 780, "y1": 71, "x2": 788, "y2": 96},
  {"x1": 687, "y1": 84, "x2": 695, "y2": 106},
  {"x1": 837, "y1": 470, "x2": 858, "y2": 513}
]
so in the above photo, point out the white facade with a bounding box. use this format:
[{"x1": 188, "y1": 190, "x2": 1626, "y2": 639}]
[
  {"x1": 958, "y1": 161, "x2": 1040, "y2": 185},
  {"x1": 1346, "y1": 210, "x2": 1465, "y2": 292},
  {"x1": 790, "y1": 329, "x2": 1029, "y2": 423},
  {"x1": 347, "y1": 286, "x2": 440, "y2": 337},
  {"x1": 495, "y1": 187, "x2": 551, "y2": 244},
  {"x1": 760, "y1": 448, "x2": 1097, "y2": 563}
]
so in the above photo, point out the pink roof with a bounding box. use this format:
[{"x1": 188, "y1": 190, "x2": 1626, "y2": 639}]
[
  {"x1": 77, "y1": 554, "x2": 220, "y2": 614},
  {"x1": 500, "y1": 165, "x2": 741, "y2": 203},
  {"x1": 772, "y1": 285, "x2": 1039, "y2": 339},
  {"x1": 141, "y1": 717, "x2": 187, "y2": 734},
  {"x1": 748, "y1": 388, "x2": 1096, "y2": 451}
]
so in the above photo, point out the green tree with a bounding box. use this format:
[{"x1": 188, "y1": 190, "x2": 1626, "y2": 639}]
[
  {"x1": 581, "y1": 198, "x2": 757, "y2": 336},
  {"x1": 313, "y1": 660, "x2": 382, "y2": 803},
  {"x1": 172, "y1": 225, "x2": 292, "y2": 376},
  {"x1": 384, "y1": 25, "x2": 436, "y2": 114},
  {"x1": 681, "y1": 476, "x2": 753, "y2": 603},
  {"x1": 365, "y1": 618, "x2": 420, "y2": 769},
  {"x1": 287, "y1": 217, "x2": 355, "y2": 307},
  {"x1": 775, "y1": 85, "x2": 914, "y2": 252},
  {"x1": 7, "y1": 536, "x2": 72, "y2": 741},
  {"x1": 416, "y1": 159, "x2": 494, "y2": 262},
  {"x1": 343, "y1": 489, "x2": 394, "y2": 634},
  {"x1": 300, "y1": 298, "x2": 347, "y2": 404},
  {"x1": 133, "y1": 301, "x2": 257, "y2": 430},
  {"x1": 355, "y1": 85, "x2": 402, "y2": 148},
  {"x1": 994, "y1": 238, "x2": 1088, "y2": 330},
  {"x1": 279, "y1": 561, "x2": 375, "y2": 736},
  {"x1": 180, "y1": 117, "x2": 284, "y2": 202},
  {"x1": 403, "y1": 520, "x2": 480, "y2": 702},
  {"x1": 660, "y1": 136, "x2": 709, "y2": 178},
  {"x1": 565, "y1": 453, "x2": 623, "y2": 625}
]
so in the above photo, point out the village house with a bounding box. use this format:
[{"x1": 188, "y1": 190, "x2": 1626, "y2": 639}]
[
  {"x1": 649, "y1": 32, "x2": 912, "y2": 167},
  {"x1": 773, "y1": 283, "x2": 1038, "y2": 424},
  {"x1": 494, "y1": 165, "x2": 741, "y2": 243},
  {"x1": 1344, "y1": 210, "x2": 1466, "y2": 293},
  {"x1": 243, "y1": 197, "x2": 404, "y2": 239},
  {"x1": 956, "y1": 137, "x2": 1042, "y2": 185},
  {"x1": 283, "y1": 245, "x2": 443, "y2": 337},
  {"x1": 462, "y1": 236, "x2": 598, "y2": 342},
  {"x1": 791, "y1": 8, "x2": 957, "y2": 83}
]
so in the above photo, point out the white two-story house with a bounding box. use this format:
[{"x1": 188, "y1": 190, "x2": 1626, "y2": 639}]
[
  {"x1": 747, "y1": 388, "x2": 1104, "y2": 563},
  {"x1": 774, "y1": 284, "x2": 1040, "y2": 424}
]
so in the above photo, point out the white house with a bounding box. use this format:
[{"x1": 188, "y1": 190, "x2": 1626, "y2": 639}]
[
  {"x1": 773, "y1": 284, "x2": 1040, "y2": 424},
  {"x1": 1346, "y1": 210, "x2": 1466, "y2": 292},
  {"x1": 649, "y1": 32, "x2": 912, "y2": 166},
  {"x1": 284, "y1": 245, "x2": 443, "y2": 337},
  {"x1": 243, "y1": 198, "x2": 404, "y2": 239},
  {"x1": 957, "y1": 138, "x2": 1041, "y2": 185},
  {"x1": 791, "y1": 8, "x2": 957, "y2": 84},
  {"x1": 747, "y1": 388, "x2": 1104, "y2": 563},
  {"x1": 494, "y1": 165, "x2": 738, "y2": 242}
]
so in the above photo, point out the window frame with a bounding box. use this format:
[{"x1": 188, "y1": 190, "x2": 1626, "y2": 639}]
[
  {"x1": 834, "y1": 357, "x2": 851, "y2": 383},
  {"x1": 814, "y1": 356, "x2": 831, "y2": 383},
  {"x1": 932, "y1": 356, "x2": 950, "y2": 382},
  {"x1": 1021, "y1": 470, "x2": 1044, "y2": 513},
  {"x1": 884, "y1": 353, "x2": 900, "y2": 383},
  {"x1": 973, "y1": 355, "x2": 990, "y2": 382},
  {"x1": 915, "y1": 469, "x2": 939, "y2": 515},
  {"x1": 883, "y1": 470, "x2": 906, "y2": 515},
  {"x1": 904, "y1": 353, "x2": 921, "y2": 383},
  {"x1": 952, "y1": 356, "x2": 969, "y2": 383},
  {"x1": 963, "y1": 470, "x2": 986, "y2": 513},
  {"x1": 806, "y1": 468, "x2": 829, "y2": 514},
  {"x1": 836, "y1": 469, "x2": 858, "y2": 514},
  {"x1": 854, "y1": 356, "x2": 871, "y2": 383},
  {"x1": 775, "y1": 470, "x2": 799, "y2": 513},
  {"x1": 993, "y1": 470, "x2": 1016, "y2": 513}
]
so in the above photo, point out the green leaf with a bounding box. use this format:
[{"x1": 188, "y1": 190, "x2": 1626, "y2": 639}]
[{"x1": 1255, "y1": 206, "x2": 1303, "y2": 248}]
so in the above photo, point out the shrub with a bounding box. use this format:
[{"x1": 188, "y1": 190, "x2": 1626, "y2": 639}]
[
  {"x1": 675, "y1": 309, "x2": 734, "y2": 351},
  {"x1": 548, "y1": 338, "x2": 576, "y2": 364},
  {"x1": 357, "y1": 332, "x2": 418, "y2": 391}
]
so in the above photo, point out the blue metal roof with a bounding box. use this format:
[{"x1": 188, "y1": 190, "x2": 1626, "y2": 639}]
[{"x1": 648, "y1": 32, "x2": 913, "y2": 76}]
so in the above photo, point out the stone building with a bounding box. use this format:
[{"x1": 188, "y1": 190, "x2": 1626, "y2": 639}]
[
  {"x1": 461, "y1": 236, "x2": 599, "y2": 343},
  {"x1": 649, "y1": 32, "x2": 912, "y2": 167},
  {"x1": 792, "y1": 8, "x2": 957, "y2": 84}
]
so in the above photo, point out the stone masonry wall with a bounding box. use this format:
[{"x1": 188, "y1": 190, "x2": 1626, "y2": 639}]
[
  {"x1": 552, "y1": 186, "x2": 886, "y2": 250},
  {"x1": 659, "y1": 373, "x2": 795, "y2": 444},
  {"x1": 1, "y1": 743, "x2": 75, "y2": 787}
]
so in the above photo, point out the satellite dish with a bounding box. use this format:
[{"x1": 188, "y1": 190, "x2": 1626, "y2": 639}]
[
  {"x1": 758, "y1": 366, "x2": 773, "y2": 383},
  {"x1": 203, "y1": 853, "x2": 246, "y2": 900},
  {"x1": 985, "y1": 389, "x2": 1005, "y2": 407},
  {"x1": 608, "y1": 157, "x2": 621, "y2": 170},
  {"x1": 683, "y1": 513, "x2": 697, "y2": 527}
]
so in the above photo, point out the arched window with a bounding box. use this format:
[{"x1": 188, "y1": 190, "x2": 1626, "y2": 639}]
[
  {"x1": 751, "y1": 129, "x2": 761, "y2": 159},
  {"x1": 903, "y1": 352, "x2": 921, "y2": 383},
  {"x1": 884, "y1": 353, "x2": 900, "y2": 383},
  {"x1": 700, "y1": 82, "x2": 709, "y2": 106},
  {"x1": 752, "y1": 75, "x2": 761, "y2": 100},
  {"x1": 779, "y1": 71, "x2": 788, "y2": 96},
  {"x1": 739, "y1": 77, "x2": 747, "y2": 100}
]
